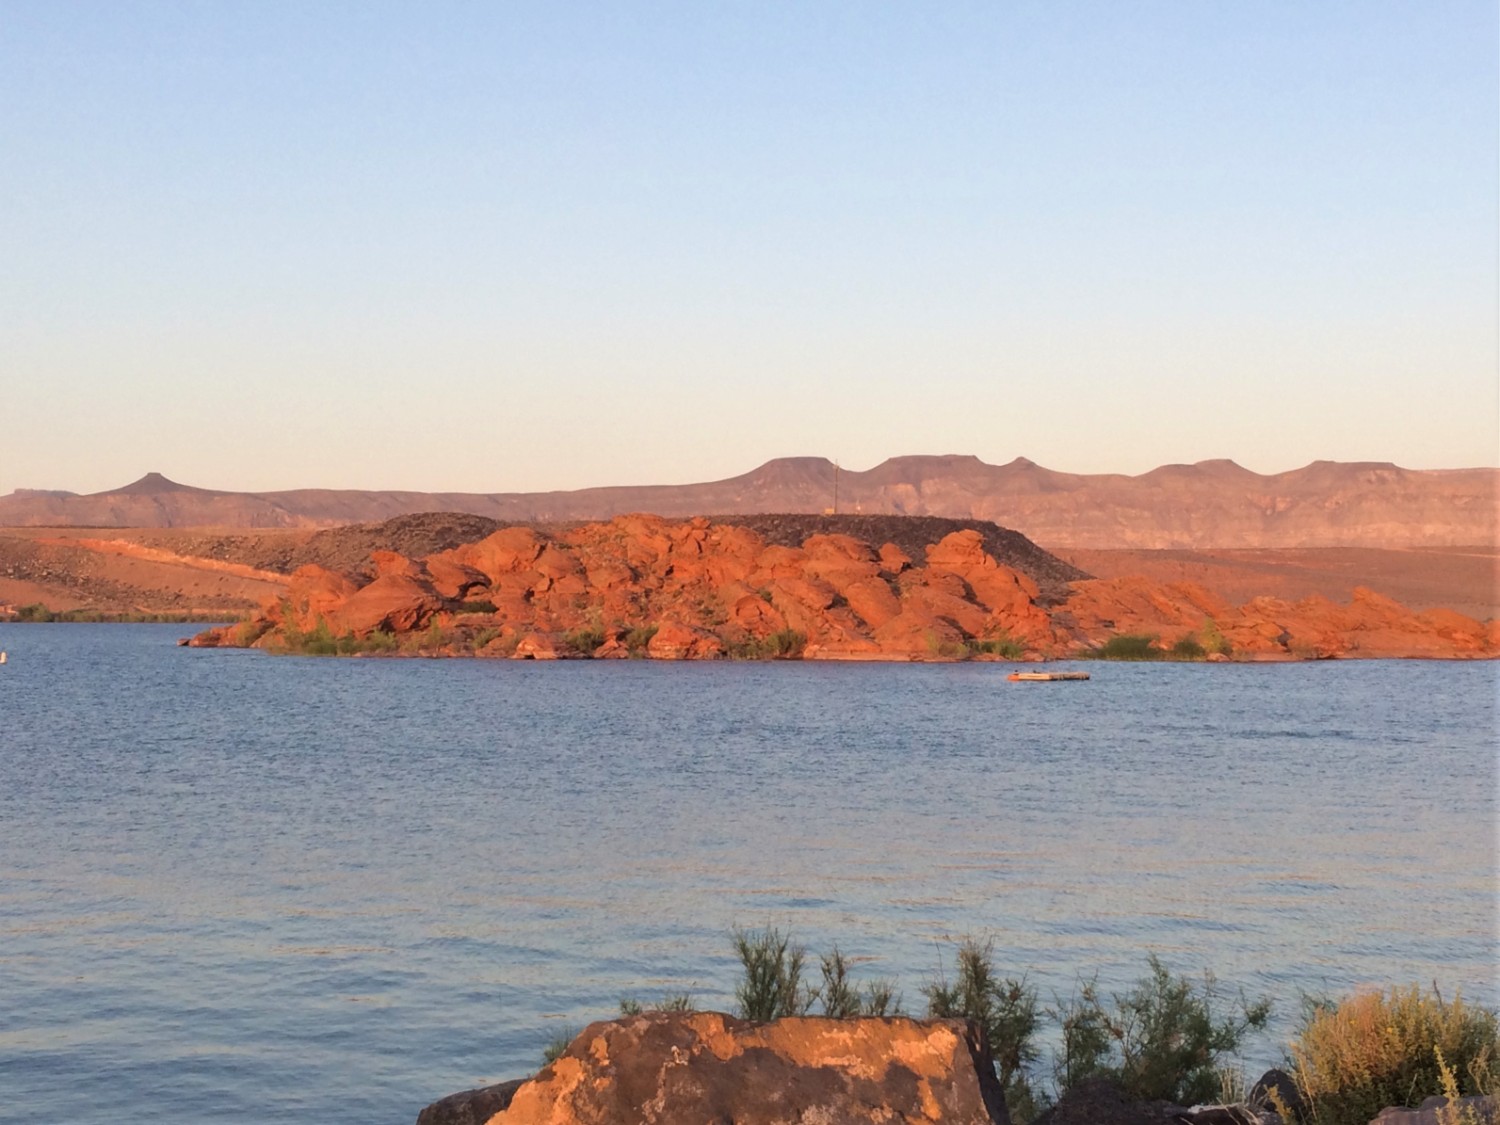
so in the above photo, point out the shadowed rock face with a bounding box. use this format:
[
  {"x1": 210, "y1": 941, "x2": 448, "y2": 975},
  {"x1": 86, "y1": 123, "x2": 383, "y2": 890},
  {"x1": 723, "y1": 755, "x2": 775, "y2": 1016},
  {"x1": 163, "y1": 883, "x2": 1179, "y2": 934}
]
[
  {"x1": 1032, "y1": 1077, "x2": 1178, "y2": 1125},
  {"x1": 415, "y1": 1080, "x2": 525, "y2": 1125},
  {"x1": 469, "y1": 1011, "x2": 1009, "y2": 1125}
]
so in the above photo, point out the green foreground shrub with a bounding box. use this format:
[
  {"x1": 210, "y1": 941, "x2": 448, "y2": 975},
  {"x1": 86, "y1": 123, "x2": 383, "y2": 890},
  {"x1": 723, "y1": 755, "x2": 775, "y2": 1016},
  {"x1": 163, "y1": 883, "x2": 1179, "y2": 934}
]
[
  {"x1": 1287, "y1": 985, "x2": 1498, "y2": 1125},
  {"x1": 733, "y1": 926, "x2": 814, "y2": 1020},
  {"x1": 533, "y1": 931, "x2": 1496, "y2": 1125},
  {"x1": 541, "y1": 1026, "x2": 575, "y2": 1064},
  {"x1": 924, "y1": 937, "x2": 1041, "y2": 1121},
  {"x1": 818, "y1": 946, "x2": 902, "y2": 1019},
  {"x1": 1050, "y1": 955, "x2": 1270, "y2": 1105},
  {"x1": 619, "y1": 992, "x2": 695, "y2": 1015}
]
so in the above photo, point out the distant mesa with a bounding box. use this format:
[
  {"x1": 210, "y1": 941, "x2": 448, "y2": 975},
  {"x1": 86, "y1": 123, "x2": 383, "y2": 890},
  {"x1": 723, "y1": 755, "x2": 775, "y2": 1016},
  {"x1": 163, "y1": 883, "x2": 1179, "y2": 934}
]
[
  {"x1": 112, "y1": 472, "x2": 209, "y2": 496},
  {"x1": 0, "y1": 454, "x2": 1494, "y2": 549}
]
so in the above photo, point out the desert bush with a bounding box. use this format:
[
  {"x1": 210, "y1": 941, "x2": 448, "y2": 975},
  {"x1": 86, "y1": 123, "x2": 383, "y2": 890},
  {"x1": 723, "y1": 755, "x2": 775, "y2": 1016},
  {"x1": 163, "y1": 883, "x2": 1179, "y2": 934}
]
[
  {"x1": 624, "y1": 624, "x2": 658, "y2": 654},
  {"x1": 819, "y1": 946, "x2": 903, "y2": 1019},
  {"x1": 233, "y1": 618, "x2": 272, "y2": 646},
  {"x1": 541, "y1": 1026, "x2": 575, "y2": 1064},
  {"x1": 1171, "y1": 635, "x2": 1206, "y2": 659},
  {"x1": 821, "y1": 947, "x2": 862, "y2": 1019},
  {"x1": 922, "y1": 631, "x2": 972, "y2": 660},
  {"x1": 453, "y1": 600, "x2": 497, "y2": 614},
  {"x1": 733, "y1": 926, "x2": 814, "y2": 1020},
  {"x1": 1048, "y1": 956, "x2": 1270, "y2": 1105},
  {"x1": 763, "y1": 629, "x2": 806, "y2": 658},
  {"x1": 924, "y1": 937, "x2": 1041, "y2": 1121},
  {"x1": 972, "y1": 634, "x2": 1026, "y2": 659},
  {"x1": 728, "y1": 629, "x2": 808, "y2": 660},
  {"x1": 1087, "y1": 634, "x2": 1162, "y2": 661},
  {"x1": 281, "y1": 616, "x2": 339, "y2": 655},
  {"x1": 1286, "y1": 986, "x2": 1498, "y2": 1125},
  {"x1": 356, "y1": 628, "x2": 398, "y2": 654},
  {"x1": 7, "y1": 605, "x2": 222, "y2": 623},
  {"x1": 619, "y1": 992, "x2": 695, "y2": 1015},
  {"x1": 418, "y1": 618, "x2": 450, "y2": 650},
  {"x1": 564, "y1": 626, "x2": 605, "y2": 655},
  {"x1": 1200, "y1": 619, "x2": 1232, "y2": 656}
]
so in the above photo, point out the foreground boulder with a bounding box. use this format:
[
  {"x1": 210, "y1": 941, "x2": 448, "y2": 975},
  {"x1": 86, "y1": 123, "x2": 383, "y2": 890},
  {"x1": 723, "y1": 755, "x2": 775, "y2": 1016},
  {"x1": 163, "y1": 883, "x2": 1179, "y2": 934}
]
[
  {"x1": 427, "y1": 1010, "x2": 1009, "y2": 1124},
  {"x1": 415, "y1": 1079, "x2": 526, "y2": 1125},
  {"x1": 1033, "y1": 1077, "x2": 1179, "y2": 1125}
]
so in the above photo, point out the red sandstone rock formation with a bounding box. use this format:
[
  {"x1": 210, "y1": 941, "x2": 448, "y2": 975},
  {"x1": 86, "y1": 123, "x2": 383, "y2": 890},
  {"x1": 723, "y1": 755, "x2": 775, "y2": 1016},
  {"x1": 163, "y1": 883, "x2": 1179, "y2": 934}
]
[
  {"x1": 1062, "y1": 578, "x2": 1497, "y2": 659},
  {"x1": 189, "y1": 516, "x2": 1497, "y2": 661}
]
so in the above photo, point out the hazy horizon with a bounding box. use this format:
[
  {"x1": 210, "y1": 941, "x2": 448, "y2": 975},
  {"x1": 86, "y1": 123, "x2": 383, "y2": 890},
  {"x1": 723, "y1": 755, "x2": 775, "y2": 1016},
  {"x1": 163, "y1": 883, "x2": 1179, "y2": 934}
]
[{"x1": 4, "y1": 3, "x2": 1496, "y2": 495}]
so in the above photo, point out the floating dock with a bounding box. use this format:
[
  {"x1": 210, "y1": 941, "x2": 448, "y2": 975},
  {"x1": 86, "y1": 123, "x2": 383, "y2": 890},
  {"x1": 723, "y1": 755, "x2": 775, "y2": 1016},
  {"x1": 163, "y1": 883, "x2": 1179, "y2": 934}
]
[{"x1": 1007, "y1": 670, "x2": 1089, "y2": 682}]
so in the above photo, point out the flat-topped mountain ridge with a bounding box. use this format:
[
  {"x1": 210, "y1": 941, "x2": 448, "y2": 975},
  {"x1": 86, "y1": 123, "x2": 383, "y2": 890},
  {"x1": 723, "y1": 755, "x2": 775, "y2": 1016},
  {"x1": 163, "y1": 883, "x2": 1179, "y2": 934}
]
[{"x1": 2, "y1": 455, "x2": 1494, "y2": 549}]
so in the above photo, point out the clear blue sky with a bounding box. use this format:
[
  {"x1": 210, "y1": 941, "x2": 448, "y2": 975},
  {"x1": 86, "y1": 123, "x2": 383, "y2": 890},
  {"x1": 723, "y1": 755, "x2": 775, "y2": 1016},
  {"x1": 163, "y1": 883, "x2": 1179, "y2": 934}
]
[{"x1": 3, "y1": 2, "x2": 1495, "y2": 494}]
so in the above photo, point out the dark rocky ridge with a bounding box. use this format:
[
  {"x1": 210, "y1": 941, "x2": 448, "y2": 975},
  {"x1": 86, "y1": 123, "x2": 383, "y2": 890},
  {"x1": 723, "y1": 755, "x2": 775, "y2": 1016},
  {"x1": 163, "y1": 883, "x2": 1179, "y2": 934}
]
[
  {"x1": 706, "y1": 513, "x2": 1090, "y2": 603},
  {"x1": 182, "y1": 511, "x2": 1089, "y2": 598}
]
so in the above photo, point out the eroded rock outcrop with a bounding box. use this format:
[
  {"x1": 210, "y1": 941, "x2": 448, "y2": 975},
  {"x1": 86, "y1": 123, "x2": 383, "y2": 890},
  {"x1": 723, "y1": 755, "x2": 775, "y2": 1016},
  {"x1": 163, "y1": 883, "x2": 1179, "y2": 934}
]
[
  {"x1": 1063, "y1": 578, "x2": 1497, "y2": 659},
  {"x1": 189, "y1": 516, "x2": 1497, "y2": 661},
  {"x1": 435, "y1": 1011, "x2": 1008, "y2": 1125}
]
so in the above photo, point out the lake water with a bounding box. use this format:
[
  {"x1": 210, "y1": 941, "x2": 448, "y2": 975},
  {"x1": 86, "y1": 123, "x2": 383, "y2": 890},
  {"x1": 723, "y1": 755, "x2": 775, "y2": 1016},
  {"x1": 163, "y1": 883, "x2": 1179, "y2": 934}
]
[{"x1": 1, "y1": 625, "x2": 1495, "y2": 1123}]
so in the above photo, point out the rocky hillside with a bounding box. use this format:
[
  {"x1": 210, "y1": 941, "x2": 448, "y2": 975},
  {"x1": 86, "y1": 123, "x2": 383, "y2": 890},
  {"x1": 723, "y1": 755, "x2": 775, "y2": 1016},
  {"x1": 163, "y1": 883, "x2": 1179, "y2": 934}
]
[
  {"x1": 4, "y1": 456, "x2": 1494, "y2": 549},
  {"x1": 188, "y1": 514, "x2": 1498, "y2": 661}
]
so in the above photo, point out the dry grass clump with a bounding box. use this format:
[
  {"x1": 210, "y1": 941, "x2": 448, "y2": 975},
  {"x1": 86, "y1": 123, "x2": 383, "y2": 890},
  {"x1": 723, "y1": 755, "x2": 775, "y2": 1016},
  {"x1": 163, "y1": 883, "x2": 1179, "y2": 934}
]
[{"x1": 1287, "y1": 985, "x2": 1498, "y2": 1125}]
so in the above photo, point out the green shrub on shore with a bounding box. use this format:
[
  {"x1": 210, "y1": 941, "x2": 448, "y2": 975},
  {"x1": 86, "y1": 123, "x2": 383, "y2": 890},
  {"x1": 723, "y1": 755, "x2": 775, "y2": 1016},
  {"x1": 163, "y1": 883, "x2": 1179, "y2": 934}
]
[
  {"x1": 1084, "y1": 633, "x2": 1162, "y2": 660},
  {"x1": 1171, "y1": 635, "x2": 1207, "y2": 659},
  {"x1": 1286, "y1": 985, "x2": 1498, "y2": 1125},
  {"x1": 1200, "y1": 619, "x2": 1232, "y2": 656},
  {"x1": 274, "y1": 614, "x2": 399, "y2": 656},
  {"x1": 619, "y1": 992, "x2": 696, "y2": 1015},
  {"x1": 563, "y1": 626, "x2": 606, "y2": 655},
  {"x1": 526, "y1": 932, "x2": 1497, "y2": 1125},
  {"x1": 1049, "y1": 955, "x2": 1271, "y2": 1105},
  {"x1": 280, "y1": 616, "x2": 339, "y2": 655},
  {"x1": 7, "y1": 602, "x2": 234, "y2": 623},
  {"x1": 819, "y1": 947, "x2": 903, "y2": 1019},
  {"x1": 541, "y1": 1026, "x2": 576, "y2": 1065},
  {"x1": 924, "y1": 937, "x2": 1041, "y2": 1122},
  {"x1": 733, "y1": 926, "x2": 814, "y2": 1020},
  {"x1": 624, "y1": 624, "x2": 658, "y2": 655},
  {"x1": 972, "y1": 633, "x2": 1026, "y2": 659},
  {"x1": 351, "y1": 629, "x2": 398, "y2": 654},
  {"x1": 728, "y1": 628, "x2": 808, "y2": 660}
]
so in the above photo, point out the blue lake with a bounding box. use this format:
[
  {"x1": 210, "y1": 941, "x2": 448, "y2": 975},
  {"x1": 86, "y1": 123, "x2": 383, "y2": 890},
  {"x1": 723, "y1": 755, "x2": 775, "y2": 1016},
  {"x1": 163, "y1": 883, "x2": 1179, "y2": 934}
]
[{"x1": 1, "y1": 625, "x2": 1495, "y2": 1123}]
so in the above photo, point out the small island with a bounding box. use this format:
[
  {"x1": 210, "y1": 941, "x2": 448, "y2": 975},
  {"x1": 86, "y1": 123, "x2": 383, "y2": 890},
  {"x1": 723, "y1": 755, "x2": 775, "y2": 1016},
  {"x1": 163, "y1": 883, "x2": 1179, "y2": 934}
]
[{"x1": 184, "y1": 513, "x2": 1499, "y2": 662}]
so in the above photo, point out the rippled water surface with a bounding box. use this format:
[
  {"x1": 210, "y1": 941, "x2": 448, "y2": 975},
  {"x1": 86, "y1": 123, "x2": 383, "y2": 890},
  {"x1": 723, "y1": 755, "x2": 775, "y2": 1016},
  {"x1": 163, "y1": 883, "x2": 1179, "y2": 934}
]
[{"x1": 2, "y1": 625, "x2": 1495, "y2": 1123}]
